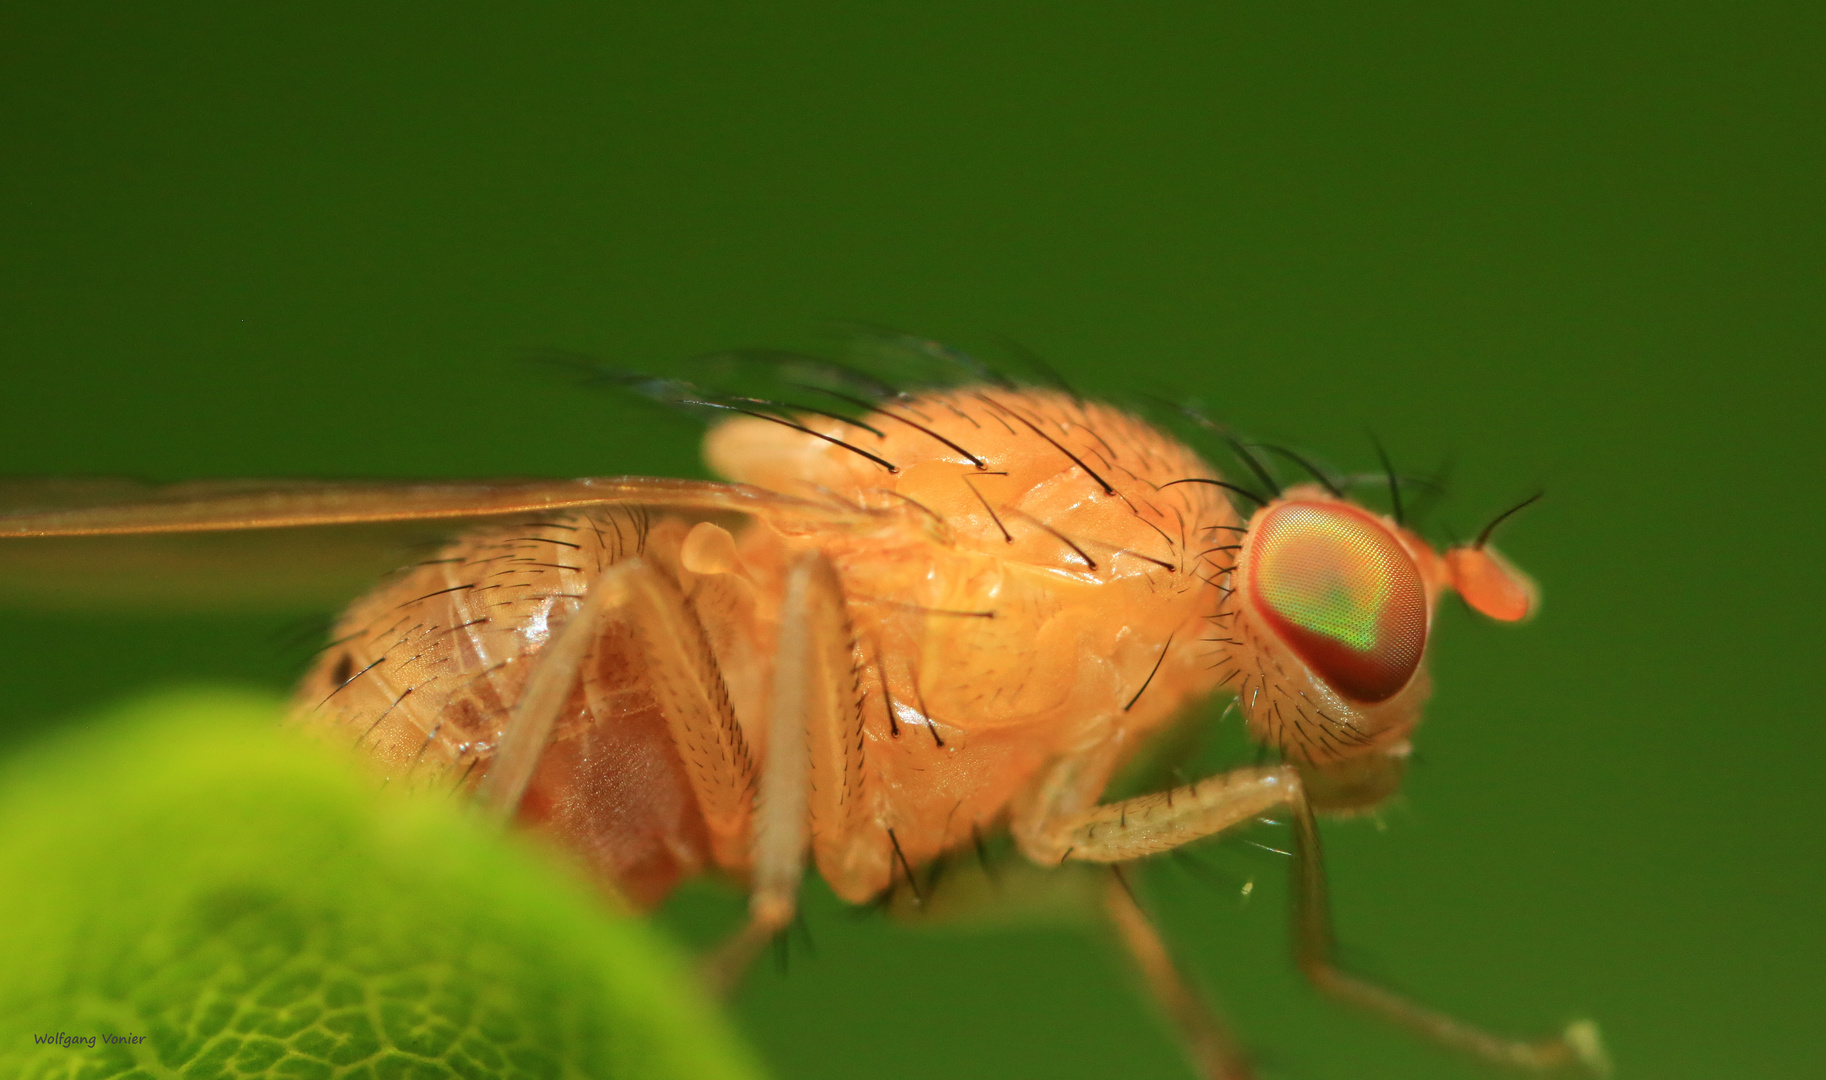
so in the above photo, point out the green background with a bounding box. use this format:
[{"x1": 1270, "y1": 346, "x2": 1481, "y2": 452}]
[{"x1": 2, "y1": 5, "x2": 1819, "y2": 1079}]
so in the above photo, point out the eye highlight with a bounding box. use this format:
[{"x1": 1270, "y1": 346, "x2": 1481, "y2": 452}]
[{"x1": 1247, "y1": 501, "x2": 1427, "y2": 703}]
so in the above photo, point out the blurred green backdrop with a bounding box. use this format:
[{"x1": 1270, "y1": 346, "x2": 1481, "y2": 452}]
[{"x1": 1, "y1": 4, "x2": 1820, "y2": 1078}]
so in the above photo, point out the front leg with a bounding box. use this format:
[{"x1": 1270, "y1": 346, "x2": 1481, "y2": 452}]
[
  {"x1": 1014, "y1": 750, "x2": 1608, "y2": 1076},
  {"x1": 1287, "y1": 796, "x2": 1610, "y2": 1075},
  {"x1": 1010, "y1": 734, "x2": 1298, "y2": 866}
]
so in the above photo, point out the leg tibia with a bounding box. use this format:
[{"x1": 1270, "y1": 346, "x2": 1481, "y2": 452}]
[
  {"x1": 1105, "y1": 870, "x2": 1256, "y2": 1080},
  {"x1": 709, "y1": 552, "x2": 885, "y2": 995},
  {"x1": 793, "y1": 554, "x2": 890, "y2": 902}
]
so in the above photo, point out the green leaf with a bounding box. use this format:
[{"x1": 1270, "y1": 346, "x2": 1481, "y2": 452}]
[{"x1": 0, "y1": 690, "x2": 765, "y2": 1080}]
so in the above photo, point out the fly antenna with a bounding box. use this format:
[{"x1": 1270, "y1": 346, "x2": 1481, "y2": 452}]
[{"x1": 1474, "y1": 490, "x2": 1545, "y2": 549}]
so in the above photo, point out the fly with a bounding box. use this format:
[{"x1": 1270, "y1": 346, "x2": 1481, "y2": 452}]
[{"x1": 0, "y1": 374, "x2": 1606, "y2": 1079}]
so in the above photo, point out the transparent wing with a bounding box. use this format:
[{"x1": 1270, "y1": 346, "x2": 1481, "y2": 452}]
[
  {"x1": 0, "y1": 476, "x2": 818, "y2": 536},
  {"x1": 0, "y1": 476, "x2": 850, "y2": 611}
]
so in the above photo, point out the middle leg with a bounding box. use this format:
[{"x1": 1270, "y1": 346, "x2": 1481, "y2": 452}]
[
  {"x1": 707, "y1": 550, "x2": 888, "y2": 993},
  {"x1": 1105, "y1": 867, "x2": 1256, "y2": 1080}
]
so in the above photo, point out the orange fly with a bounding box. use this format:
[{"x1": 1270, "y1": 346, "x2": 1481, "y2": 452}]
[{"x1": 0, "y1": 349, "x2": 1604, "y2": 1079}]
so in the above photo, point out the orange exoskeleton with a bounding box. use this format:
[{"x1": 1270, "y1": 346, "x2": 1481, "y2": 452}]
[{"x1": 0, "y1": 360, "x2": 1604, "y2": 1079}]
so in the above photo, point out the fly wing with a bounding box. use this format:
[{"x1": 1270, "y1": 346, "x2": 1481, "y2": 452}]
[
  {"x1": 0, "y1": 476, "x2": 852, "y2": 611},
  {"x1": 0, "y1": 476, "x2": 817, "y2": 536}
]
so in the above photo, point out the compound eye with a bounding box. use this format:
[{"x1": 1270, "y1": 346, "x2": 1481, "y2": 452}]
[{"x1": 1247, "y1": 502, "x2": 1428, "y2": 703}]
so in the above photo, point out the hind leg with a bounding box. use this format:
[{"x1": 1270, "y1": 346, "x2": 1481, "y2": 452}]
[{"x1": 475, "y1": 557, "x2": 758, "y2": 850}]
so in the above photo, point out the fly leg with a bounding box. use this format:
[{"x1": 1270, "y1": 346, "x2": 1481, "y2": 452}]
[
  {"x1": 610, "y1": 559, "x2": 757, "y2": 872},
  {"x1": 1011, "y1": 762, "x2": 1291, "y2": 1080},
  {"x1": 1016, "y1": 760, "x2": 1608, "y2": 1076},
  {"x1": 705, "y1": 551, "x2": 885, "y2": 994},
  {"x1": 474, "y1": 561, "x2": 624, "y2": 819},
  {"x1": 1287, "y1": 797, "x2": 1610, "y2": 1076},
  {"x1": 470, "y1": 549, "x2": 794, "y2": 995},
  {"x1": 476, "y1": 557, "x2": 758, "y2": 859},
  {"x1": 1104, "y1": 868, "x2": 1256, "y2": 1080},
  {"x1": 1014, "y1": 760, "x2": 1302, "y2": 867}
]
